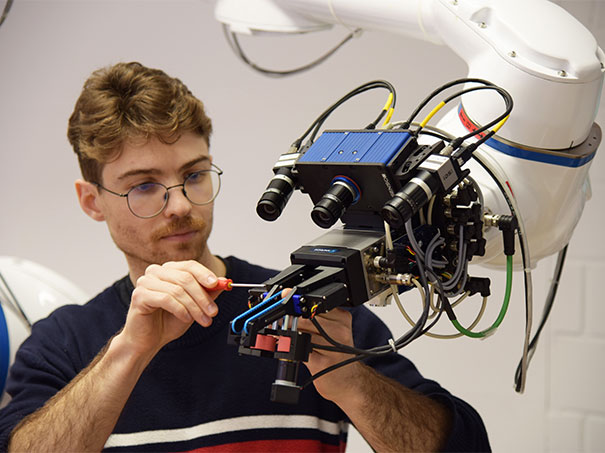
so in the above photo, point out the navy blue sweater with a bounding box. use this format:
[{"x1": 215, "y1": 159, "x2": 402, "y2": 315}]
[{"x1": 0, "y1": 256, "x2": 490, "y2": 451}]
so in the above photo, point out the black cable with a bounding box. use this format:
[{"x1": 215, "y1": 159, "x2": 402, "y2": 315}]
[
  {"x1": 222, "y1": 24, "x2": 360, "y2": 78},
  {"x1": 398, "y1": 79, "x2": 513, "y2": 155},
  {"x1": 305, "y1": 80, "x2": 397, "y2": 144},
  {"x1": 301, "y1": 222, "x2": 468, "y2": 389},
  {"x1": 515, "y1": 230, "x2": 531, "y2": 393},
  {"x1": 472, "y1": 130, "x2": 496, "y2": 149},
  {"x1": 300, "y1": 255, "x2": 434, "y2": 387},
  {"x1": 309, "y1": 317, "x2": 390, "y2": 357},
  {"x1": 471, "y1": 152, "x2": 532, "y2": 392},
  {"x1": 0, "y1": 0, "x2": 13, "y2": 29},
  {"x1": 442, "y1": 85, "x2": 513, "y2": 144},
  {"x1": 309, "y1": 293, "x2": 428, "y2": 357},
  {"x1": 513, "y1": 244, "x2": 568, "y2": 389},
  {"x1": 415, "y1": 85, "x2": 511, "y2": 151},
  {"x1": 416, "y1": 129, "x2": 453, "y2": 142},
  {"x1": 302, "y1": 288, "x2": 432, "y2": 388},
  {"x1": 302, "y1": 355, "x2": 366, "y2": 388},
  {"x1": 402, "y1": 78, "x2": 497, "y2": 128}
]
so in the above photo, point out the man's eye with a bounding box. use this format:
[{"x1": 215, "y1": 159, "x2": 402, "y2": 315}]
[
  {"x1": 133, "y1": 183, "x2": 161, "y2": 194},
  {"x1": 188, "y1": 171, "x2": 207, "y2": 183}
]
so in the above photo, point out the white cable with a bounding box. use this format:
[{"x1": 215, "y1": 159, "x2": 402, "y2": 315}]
[
  {"x1": 427, "y1": 195, "x2": 437, "y2": 225},
  {"x1": 327, "y1": 0, "x2": 363, "y2": 37}
]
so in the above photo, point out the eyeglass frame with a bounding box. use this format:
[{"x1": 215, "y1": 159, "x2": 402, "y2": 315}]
[{"x1": 94, "y1": 163, "x2": 223, "y2": 219}]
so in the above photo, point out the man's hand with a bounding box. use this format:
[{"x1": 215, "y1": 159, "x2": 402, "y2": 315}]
[
  {"x1": 121, "y1": 260, "x2": 223, "y2": 357},
  {"x1": 8, "y1": 259, "x2": 224, "y2": 452},
  {"x1": 297, "y1": 309, "x2": 362, "y2": 402},
  {"x1": 298, "y1": 308, "x2": 451, "y2": 452}
]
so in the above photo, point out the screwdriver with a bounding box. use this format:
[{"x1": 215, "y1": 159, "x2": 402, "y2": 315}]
[{"x1": 215, "y1": 278, "x2": 266, "y2": 291}]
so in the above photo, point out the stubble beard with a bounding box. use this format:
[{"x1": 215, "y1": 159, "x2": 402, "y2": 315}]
[{"x1": 113, "y1": 215, "x2": 213, "y2": 275}]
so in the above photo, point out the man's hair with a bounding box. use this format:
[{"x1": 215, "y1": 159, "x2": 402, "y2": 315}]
[{"x1": 67, "y1": 61, "x2": 213, "y2": 183}]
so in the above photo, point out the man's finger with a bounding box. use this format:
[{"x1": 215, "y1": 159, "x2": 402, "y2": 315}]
[{"x1": 144, "y1": 263, "x2": 219, "y2": 320}]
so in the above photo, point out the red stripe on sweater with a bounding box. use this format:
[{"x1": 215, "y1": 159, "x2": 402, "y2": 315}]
[{"x1": 188, "y1": 438, "x2": 346, "y2": 452}]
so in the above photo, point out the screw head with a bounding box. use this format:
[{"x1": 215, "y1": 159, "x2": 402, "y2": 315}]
[
  {"x1": 509, "y1": 51, "x2": 517, "y2": 58},
  {"x1": 478, "y1": 22, "x2": 487, "y2": 29},
  {"x1": 558, "y1": 70, "x2": 567, "y2": 77}
]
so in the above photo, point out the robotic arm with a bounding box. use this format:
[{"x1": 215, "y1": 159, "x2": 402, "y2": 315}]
[
  {"x1": 226, "y1": 77, "x2": 520, "y2": 403},
  {"x1": 216, "y1": 0, "x2": 604, "y2": 264},
  {"x1": 216, "y1": 0, "x2": 603, "y2": 403}
]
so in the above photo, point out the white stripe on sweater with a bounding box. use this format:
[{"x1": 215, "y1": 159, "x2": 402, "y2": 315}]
[{"x1": 105, "y1": 414, "x2": 348, "y2": 448}]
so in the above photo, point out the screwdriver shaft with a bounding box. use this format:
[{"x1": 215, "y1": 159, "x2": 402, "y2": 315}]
[{"x1": 229, "y1": 283, "x2": 266, "y2": 288}]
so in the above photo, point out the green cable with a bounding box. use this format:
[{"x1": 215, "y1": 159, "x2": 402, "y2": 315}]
[{"x1": 451, "y1": 255, "x2": 513, "y2": 338}]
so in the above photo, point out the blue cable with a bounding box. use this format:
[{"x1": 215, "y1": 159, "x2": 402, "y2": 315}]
[
  {"x1": 230, "y1": 291, "x2": 282, "y2": 334},
  {"x1": 243, "y1": 297, "x2": 288, "y2": 335}
]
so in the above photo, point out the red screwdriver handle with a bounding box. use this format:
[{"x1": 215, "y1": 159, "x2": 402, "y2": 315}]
[{"x1": 215, "y1": 278, "x2": 233, "y2": 291}]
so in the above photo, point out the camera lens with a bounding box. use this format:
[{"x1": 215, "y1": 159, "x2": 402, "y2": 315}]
[
  {"x1": 381, "y1": 197, "x2": 412, "y2": 229},
  {"x1": 381, "y1": 170, "x2": 439, "y2": 228},
  {"x1": 256, "y1": 168, "x2": 295, "y2": 221},
  {"x1": 311, "y1": 176, "x2": 360, "y2": 229},
  {"x1": 311, "y1": 203, "x2": 338, "y2": 228}
]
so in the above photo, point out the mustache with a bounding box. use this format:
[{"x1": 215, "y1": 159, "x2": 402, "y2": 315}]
[{"x1": 150, "y1": 217, "x2": 207, "y2": 241}]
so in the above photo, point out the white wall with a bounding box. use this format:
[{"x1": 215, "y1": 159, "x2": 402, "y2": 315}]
[{"x1": 0, "y1": 0, "x2": 603, "y2": 451}]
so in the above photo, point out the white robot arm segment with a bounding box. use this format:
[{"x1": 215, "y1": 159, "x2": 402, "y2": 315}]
[
  {"x1": 215, "y1": 0, "x2": 604, "y2": 266},
  {"x1": 0, "y1": 257, "x2": 88, "y2": 406}
]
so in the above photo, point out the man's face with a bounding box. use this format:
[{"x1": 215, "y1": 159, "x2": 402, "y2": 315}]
[{"x1": 96, "y1": 132, "x2": 215, "y2": 274}]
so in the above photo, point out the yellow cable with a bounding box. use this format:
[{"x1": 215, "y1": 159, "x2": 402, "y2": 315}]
[
  {"x1": 492, "y1": 114, "x2": 510, "y2": 133},
  {"x1": 382, "y1": 93, "x2": 394, "y2": 111},
  {"x1": 380, "y1": 93, "x2": 395, "y2": 128},
  {"x1": 382, "y1": 107, "x2": 395, "y2": 127},
  {"x1": 419, "y1": 101, "x2": 446, "y2": 128}
]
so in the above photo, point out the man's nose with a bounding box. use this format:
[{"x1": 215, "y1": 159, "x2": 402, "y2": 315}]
[{"x1": 163, "y1": 185, "x2": 192, "y2": 218}]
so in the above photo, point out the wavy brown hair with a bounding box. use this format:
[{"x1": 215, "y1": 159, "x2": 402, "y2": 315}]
[{"x1": 67, "y1": 62, "x2": 213, "y2": 183}]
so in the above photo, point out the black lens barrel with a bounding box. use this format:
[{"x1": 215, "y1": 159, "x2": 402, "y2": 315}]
[
  {"x1": 256, "y1": 168, "x2": 296, "y2": 221},
  {"x1": 381, "y1": 170, "x2": 439, "y2": 228},
  {"x1": 311, "y1": 178, "x2": 360, "y2": 229}
]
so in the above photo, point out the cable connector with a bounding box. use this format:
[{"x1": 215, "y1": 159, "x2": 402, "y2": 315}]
[
  {"x1": 453, "y1": 130, "x2": 496, "y2": 163},
  {"x1": 498, "y1": 215, "x2": 518, "y2": 256},
  {"x1": 464, "y1": 277, "x2": 491, "y2": 297},
  {"x1": 272, "y1": 145, "x2": 302, "y2": 171},
  {"x1": 373, "y1": 250, "x2": 397, "y2": 270},
  {"x1": 375, "y1": 273, "x2": 414, "y2": 286},
  {"x1": 484, "y1": 214, "x2": 518, "y2": 256}
]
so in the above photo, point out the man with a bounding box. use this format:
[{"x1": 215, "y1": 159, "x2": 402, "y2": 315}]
[{"x1": 0, "y1": 62, "x2": 490, "y2": 452}]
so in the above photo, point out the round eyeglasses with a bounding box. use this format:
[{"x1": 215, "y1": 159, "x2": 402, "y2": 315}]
[{"x1": 95, "y1": 164, "x2": 223, "y2": 219}]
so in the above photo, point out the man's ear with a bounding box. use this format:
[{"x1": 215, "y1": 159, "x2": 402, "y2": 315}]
[{"x1": 75, "y1": 179, "x2": 105, "y2": 221}]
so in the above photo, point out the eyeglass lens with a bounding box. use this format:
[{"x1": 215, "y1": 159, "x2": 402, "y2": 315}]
[{"x1": 127, "y1": 170, "x2": 221, "y2": 218}]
